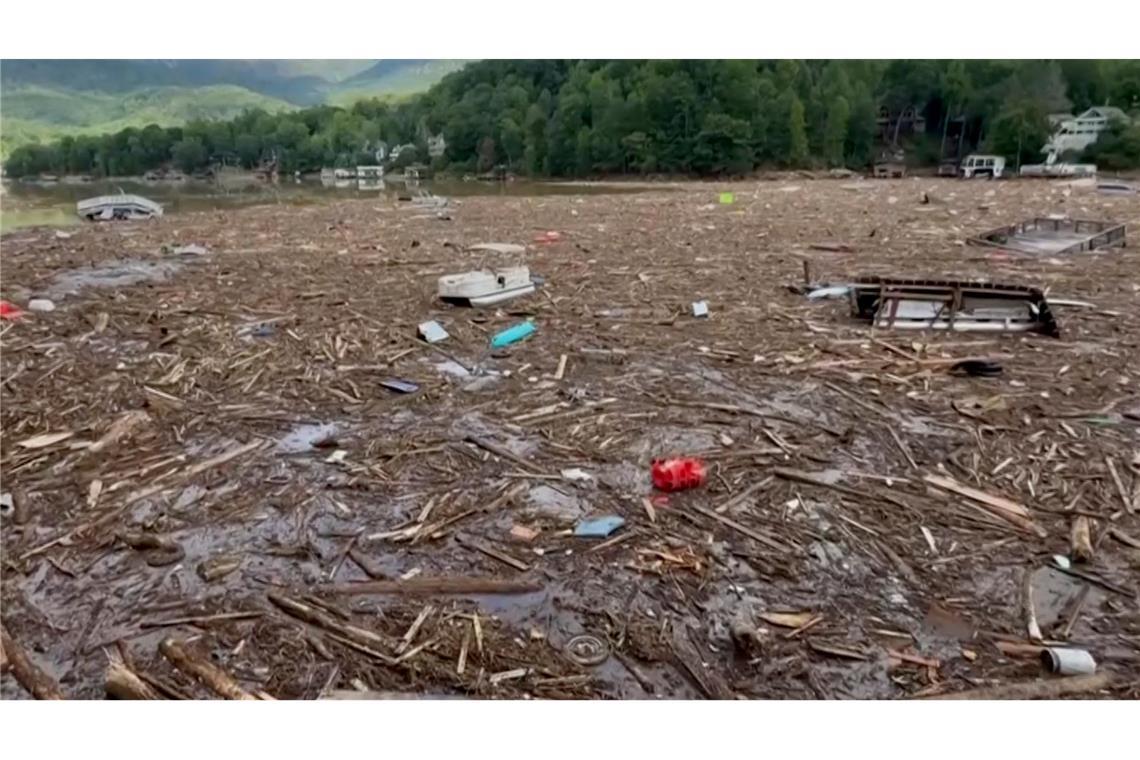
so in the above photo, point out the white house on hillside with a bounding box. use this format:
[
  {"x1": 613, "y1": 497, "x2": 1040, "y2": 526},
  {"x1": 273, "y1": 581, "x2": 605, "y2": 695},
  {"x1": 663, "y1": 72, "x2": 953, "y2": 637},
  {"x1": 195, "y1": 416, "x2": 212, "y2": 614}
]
[
  {"x1": 1042, "y1": 106, "x2": 1130, "y2": 160},
  {"x1": 390, "y1": 143, "x2": 417, "y2": 161}
]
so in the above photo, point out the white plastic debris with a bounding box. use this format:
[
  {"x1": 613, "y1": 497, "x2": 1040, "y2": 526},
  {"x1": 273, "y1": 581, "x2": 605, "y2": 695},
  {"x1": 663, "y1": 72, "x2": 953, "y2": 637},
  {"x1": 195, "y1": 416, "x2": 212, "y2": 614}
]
[
  {"x1": 560, "y1": 468, "x2": 594, "y2": 482},
  {"x1": 466, "y1": 243, "x2": 525, "y2": 255},
  {"x1": 692, "y1": 301, "x2": 709, "y2": 318},
  {"x1": 1052, "y1": 554, "x2": 1072, "y2": 570},
  {"x1": 418, "y1": 320, "x2": 449, "y2": 344},
  {"x1": 28, "y1": 298, "x2": 56, "y2": 312},
  {"x1": 1041, "y1": 647, "x2": 1097, "y2": 675},
  {"x1": 807, "y1": 285, "x2": 851, "y2": 301}
]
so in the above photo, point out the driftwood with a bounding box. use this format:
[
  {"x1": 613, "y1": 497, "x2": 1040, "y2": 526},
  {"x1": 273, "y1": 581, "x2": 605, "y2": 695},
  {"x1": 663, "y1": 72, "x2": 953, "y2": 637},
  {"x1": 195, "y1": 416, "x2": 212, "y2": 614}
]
[
  {"x1": 1, "y1": 624, "x2": 64, "y2": 699},
  {"x1": 713, "y1": 479, "x2": 771, "y2": 514},
  {"x1": 321, "y1": 577, "x2": 543, "y2": 596},
  {"x1": 924, "y1": 473, "x2": 1047, "y2": 537},
  {"x1": 454, "y1": 535, "x2": 530, "y2": 571},
  {"x1": 322, "y1": 690, "x2": 466, "y2": 700},
  {"x1": 1071, "y1": 516, "x2": 1093, "y2": 562},
  {"x1": 690, "y1": 504, "x2": 794, "y2": 553},
  {"x1": 670, "y1": 625, "x2": 732, "y2": 699},
  {"x1": 105, "y1": 651, "x2": 163, "y2": 700},
  {"x1": 773, "y1": 467, "x2": 874, "y2": 500},
  {"x1": 267, "y1": 592, "x2": 397, "y2": 661},
  {"x1": 925, "y1": 673, "x2": 1112, "y2": 700},
  {"x1": 4, "y1": 181, "x2": 1138, "y2": 702},
  {"x1": 465, "y1": 435, "x2": 543, "y2": 473},
  {"x1": 158, "y1": 637, "x2": 257, "y2": 700},
  {"x1": 1104, "y1": 457, "x2": 1134, "y2": 514}
]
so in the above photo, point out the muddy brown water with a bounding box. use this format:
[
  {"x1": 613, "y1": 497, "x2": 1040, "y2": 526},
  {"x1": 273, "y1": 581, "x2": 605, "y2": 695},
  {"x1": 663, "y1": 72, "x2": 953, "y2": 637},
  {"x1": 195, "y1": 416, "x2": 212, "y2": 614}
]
[
  {"x1": 2, "y1": 180, "x2": 1138, "y2": 700},
  {"x1": 0, "y1": 177, "x2": 657, "y2": 232}
]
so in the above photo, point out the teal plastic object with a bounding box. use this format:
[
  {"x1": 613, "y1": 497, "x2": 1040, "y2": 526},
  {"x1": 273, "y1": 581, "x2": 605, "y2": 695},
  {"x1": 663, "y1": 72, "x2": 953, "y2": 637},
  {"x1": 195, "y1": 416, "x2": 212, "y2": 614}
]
[
  {"x1": 490, "y1": 320, "x2": 536, "y2": 348},
  {"x1": 574, "y1": 516, "x2": 625, "y2": 538}
]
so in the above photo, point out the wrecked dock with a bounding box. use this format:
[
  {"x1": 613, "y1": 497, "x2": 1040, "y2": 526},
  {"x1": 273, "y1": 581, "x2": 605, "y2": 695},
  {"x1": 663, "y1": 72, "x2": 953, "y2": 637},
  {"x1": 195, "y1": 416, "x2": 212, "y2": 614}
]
[
  {"x1": 849, "y1": 278, "x2": 1061, "y2": 336},
  {"x1": 967, "y1": 216, "x2": 1126, "y2": 256}
]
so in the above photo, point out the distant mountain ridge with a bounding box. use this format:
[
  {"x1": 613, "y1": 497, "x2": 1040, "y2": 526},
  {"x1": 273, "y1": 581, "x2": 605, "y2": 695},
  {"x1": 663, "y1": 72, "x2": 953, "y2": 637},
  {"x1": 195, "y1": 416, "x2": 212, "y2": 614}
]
[
  {"x1": 0, "y1": 59, "x2": 471, "y2": 157},
  {"x1": 1, "y1": 60, "x2": 379, "y2": 104}
]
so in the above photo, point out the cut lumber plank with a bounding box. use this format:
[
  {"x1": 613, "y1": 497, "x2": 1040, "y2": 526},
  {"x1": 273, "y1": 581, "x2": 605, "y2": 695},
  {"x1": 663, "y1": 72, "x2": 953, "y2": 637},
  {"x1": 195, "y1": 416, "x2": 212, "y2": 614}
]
[
  {"x1": 924, "y1": 473, "x2": 1046, "y2": 537},
  {"x1": 924, "y1": 673, "x2": 1111, "y2": 700},
  {"x1": 321, "y1": 577, "x2": 542, "y2": 596}
]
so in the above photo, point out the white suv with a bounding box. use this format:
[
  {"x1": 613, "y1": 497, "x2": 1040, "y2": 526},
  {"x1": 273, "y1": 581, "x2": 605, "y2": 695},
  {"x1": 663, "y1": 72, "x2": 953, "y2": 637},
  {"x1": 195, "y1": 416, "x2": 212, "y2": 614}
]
[{"x1": 960, "y1": 154, "x2": 1006, "y2": 179}]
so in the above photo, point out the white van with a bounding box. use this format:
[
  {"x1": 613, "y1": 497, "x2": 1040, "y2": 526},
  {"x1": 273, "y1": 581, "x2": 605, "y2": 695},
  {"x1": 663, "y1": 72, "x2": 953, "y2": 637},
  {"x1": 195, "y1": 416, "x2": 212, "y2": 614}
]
[{"x1": 960, "y1": 155, "x2": 1006, "y2": 179}]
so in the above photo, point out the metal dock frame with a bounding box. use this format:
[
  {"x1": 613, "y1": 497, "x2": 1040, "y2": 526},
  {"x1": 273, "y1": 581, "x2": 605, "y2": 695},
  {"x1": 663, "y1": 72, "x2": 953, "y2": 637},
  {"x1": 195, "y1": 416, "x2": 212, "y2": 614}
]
[{"x1": 966, "y1": 217, "x2": 1126, "y2": 256}]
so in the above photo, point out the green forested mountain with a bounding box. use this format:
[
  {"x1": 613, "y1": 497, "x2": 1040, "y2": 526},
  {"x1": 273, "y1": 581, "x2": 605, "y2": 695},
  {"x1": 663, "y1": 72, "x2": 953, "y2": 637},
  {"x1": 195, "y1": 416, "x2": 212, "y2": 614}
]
[
  {"x1": 0, "y1": 59, "x2": 463, "y2": 157},
  {"x1": 327, "y1": 60, "x2": 473, "y2": 105},
  {"x1": 1, "y1": 60, "x2": 381, "y2": 103},
  {"x1": 3, "y1": 84, "x2": 296, "y2": 132},
  {"x1": 6, "y1": 60, "x2": 1140, "y2": 178}
]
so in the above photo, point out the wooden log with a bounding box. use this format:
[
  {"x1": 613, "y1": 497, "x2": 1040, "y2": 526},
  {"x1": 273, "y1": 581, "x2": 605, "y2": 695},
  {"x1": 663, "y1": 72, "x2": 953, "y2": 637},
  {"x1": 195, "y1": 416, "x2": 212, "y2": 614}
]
[
  {"x1": 924, "y1": 473, "x2": 1047, "y2": 538},
  {"x1": 454, "y1": 535, "x2": 530, "y2": 571},
  {"x1": 465, "y1": 435, "x2": 543, "y2": 473},
  {"x1": 321, "y1": 577, "x2": 543, "y2": 596},
  {"x1": 924, "y1": 673, "x2": 1112, "y2": 700},
  {"x1": 774, "y1": 467, "x2": 874, "y2": 500},
  {"x1": 158, "y1": 638, "x2": 256, "y2": 700},
  {"x1": 1071, "y1": 516, "x2": 1093, "y2": 562},
  {"x1": 105, "y1": 653, "x2": 163, "y2": 700},
  {"x1": 690, "y1": 505, "x2": 794, "y2": 553},
  {"x1": 713, "y1": 479, "x2": 771, "y2": 514},
  {"x1": 995, "y1": 640, "x2": 1045, "y2": 658},
  {"x1": 0, "y1": 624, "x2": 64, "y2": 700},
  {"x1": 267, "y1": 593, "x2": 397, "y2": 661},
  {"x1": 1105, "y1": 457, "x2": 1134, "y2": 514},
  {"x1": 322, "y1": 690, "x2": 466, "y2": 700},
  {"x1": 1109, "y1": 527, "x2": 1140, "y2": 549}
]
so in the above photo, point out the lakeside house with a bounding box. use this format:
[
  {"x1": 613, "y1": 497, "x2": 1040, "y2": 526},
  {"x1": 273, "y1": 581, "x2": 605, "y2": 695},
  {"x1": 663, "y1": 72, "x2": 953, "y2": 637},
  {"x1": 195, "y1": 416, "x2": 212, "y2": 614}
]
[
  {"x1": 1042, "y1": 106, "x2": 1130, "y2": 160},
  {"x1": 390, "y1": 143, "x2": 417, "y2": 162},
  {"x1": 877, "y1": 105, "x2": 926, "y2": 145}
]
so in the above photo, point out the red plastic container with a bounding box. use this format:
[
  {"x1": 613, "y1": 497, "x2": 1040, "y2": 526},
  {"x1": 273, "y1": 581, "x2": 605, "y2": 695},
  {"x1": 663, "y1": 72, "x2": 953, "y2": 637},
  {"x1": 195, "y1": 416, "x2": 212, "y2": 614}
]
[
  {"x1": 651, "y1": 457, "x2": 706, "y2": 492},
  {"x1": 0, "y1": 301, "x2": 24, "y2": 321}
]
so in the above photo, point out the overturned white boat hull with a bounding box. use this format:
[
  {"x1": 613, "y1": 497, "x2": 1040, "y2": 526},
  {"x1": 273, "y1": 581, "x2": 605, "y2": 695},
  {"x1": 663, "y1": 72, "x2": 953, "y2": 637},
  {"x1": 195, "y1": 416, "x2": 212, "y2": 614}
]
[
  {"x1": 76, "y1": 194, "x2": 163, "y2": 221},
  {"x1": 438, "y1": 266, "x2": 535, "y2": 306}
]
